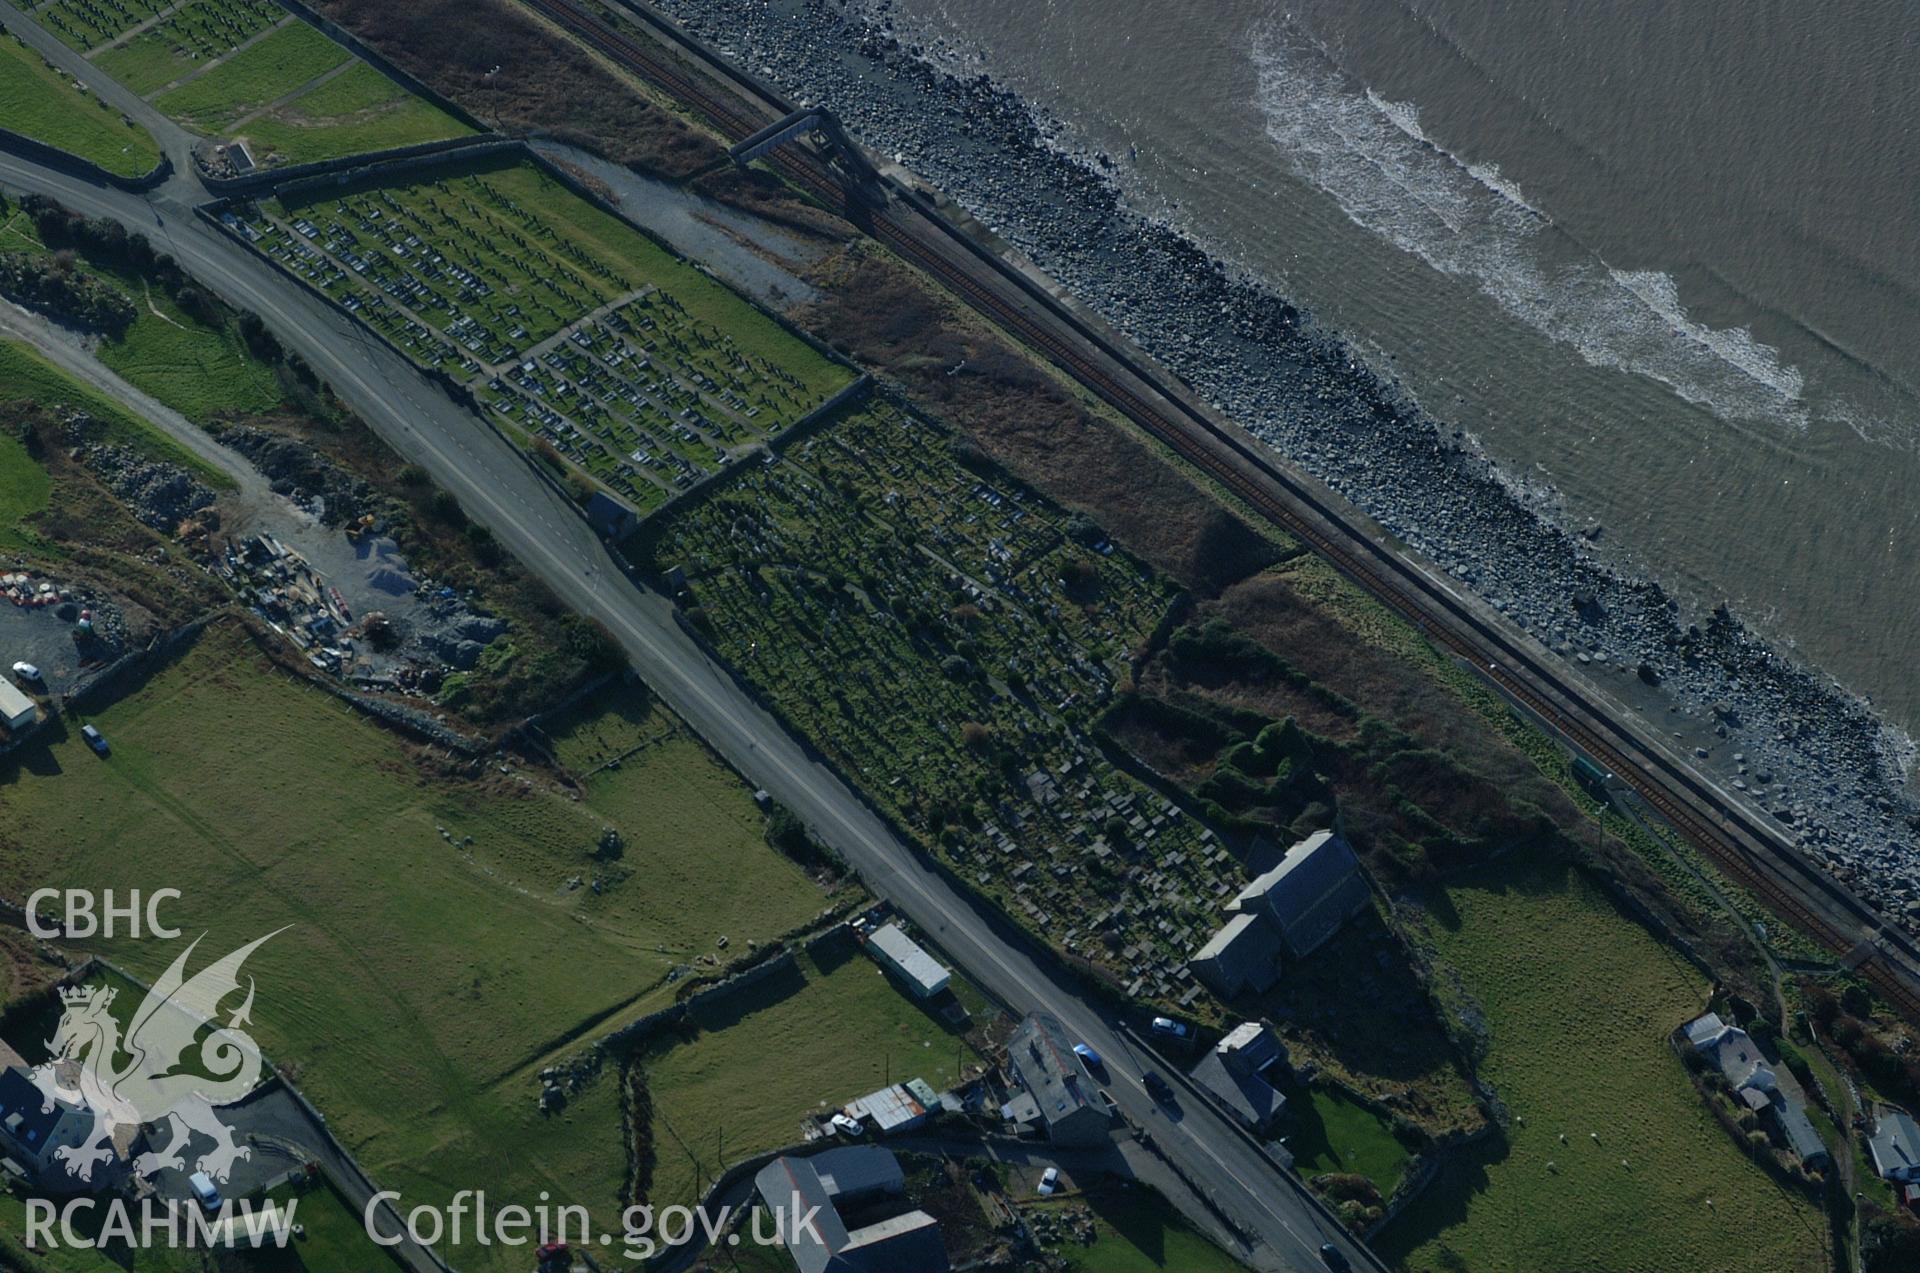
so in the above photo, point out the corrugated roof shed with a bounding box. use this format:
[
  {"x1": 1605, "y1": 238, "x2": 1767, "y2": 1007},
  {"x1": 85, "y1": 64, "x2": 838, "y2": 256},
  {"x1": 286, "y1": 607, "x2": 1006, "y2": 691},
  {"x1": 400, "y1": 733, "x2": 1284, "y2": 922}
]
[
  {"x1": 1776, "y1": 1101, "x2": 1829, "y2": 1164},
  {"x1": 845, "y1": 1083, "x2": 931, "y2": 1134}
]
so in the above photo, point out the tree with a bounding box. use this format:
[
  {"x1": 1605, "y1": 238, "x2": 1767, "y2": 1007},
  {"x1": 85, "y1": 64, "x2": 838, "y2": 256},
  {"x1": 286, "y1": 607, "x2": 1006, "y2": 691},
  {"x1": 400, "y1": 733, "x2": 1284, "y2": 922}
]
[
  {"x1": 465, "y1": 522, "x2": 502, "y2": 567},
  {"x1": 429, "y1": 490, "x2": 466, "y2": 526},
  {"x1": 237, "y1": 310, "x2": 282, "y2": 363}
]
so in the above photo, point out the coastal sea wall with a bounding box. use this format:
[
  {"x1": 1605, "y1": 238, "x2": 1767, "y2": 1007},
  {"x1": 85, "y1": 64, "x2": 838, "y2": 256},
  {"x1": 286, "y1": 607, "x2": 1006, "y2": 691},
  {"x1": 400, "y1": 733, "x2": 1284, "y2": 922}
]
[{"x1": 643, "y1": 0, "x2": 1919, "y2": 920}]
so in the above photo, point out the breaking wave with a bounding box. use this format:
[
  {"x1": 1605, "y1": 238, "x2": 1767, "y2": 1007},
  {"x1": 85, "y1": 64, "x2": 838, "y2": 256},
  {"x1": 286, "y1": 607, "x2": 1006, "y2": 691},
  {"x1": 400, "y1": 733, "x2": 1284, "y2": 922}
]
[{"x1": 1254, "y1": 24, "x2": 1811, "y2": 428}]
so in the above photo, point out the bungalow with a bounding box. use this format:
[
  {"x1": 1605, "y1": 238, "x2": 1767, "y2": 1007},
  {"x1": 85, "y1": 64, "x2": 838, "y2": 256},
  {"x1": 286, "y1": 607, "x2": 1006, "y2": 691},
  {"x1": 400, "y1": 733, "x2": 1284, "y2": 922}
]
[{"x1": 1868, "y1": 1107, "x2": 1920, "y2": 1184}]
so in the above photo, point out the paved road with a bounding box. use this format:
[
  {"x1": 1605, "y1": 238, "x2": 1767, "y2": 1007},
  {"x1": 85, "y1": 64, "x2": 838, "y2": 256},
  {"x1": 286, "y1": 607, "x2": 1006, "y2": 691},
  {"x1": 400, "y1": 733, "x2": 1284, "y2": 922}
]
[
  {"x1": 0, "y1": 154, "x2": 1364, "y2": 1271},
  {"x1": 0, "y1": 0, "x2": 202, "y2": 175}
]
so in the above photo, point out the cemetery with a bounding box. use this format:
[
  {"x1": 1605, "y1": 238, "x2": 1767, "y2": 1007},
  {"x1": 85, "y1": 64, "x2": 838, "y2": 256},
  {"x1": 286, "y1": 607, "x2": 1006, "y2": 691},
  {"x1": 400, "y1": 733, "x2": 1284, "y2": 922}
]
[
  {"x1": 645, "y1": 398, "x2": 1256, "y2": 1012},
  {"x1": 227, "y1": 155, "x2": 853, "y2": 510}
]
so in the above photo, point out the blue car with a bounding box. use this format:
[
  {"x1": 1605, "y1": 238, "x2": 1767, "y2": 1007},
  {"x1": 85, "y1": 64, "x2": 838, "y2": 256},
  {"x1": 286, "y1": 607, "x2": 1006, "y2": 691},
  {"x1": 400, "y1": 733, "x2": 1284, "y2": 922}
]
[{"x1": 1072, "y1": 1042, "x2": 1104, "y2": 1071}]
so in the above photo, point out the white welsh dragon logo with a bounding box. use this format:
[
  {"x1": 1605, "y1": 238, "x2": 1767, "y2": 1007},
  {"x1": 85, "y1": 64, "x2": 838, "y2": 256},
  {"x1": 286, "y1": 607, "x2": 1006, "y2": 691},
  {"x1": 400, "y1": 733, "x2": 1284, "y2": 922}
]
[{"x1": 29, "y1": 930, "x2": 285, "y2": 1184}]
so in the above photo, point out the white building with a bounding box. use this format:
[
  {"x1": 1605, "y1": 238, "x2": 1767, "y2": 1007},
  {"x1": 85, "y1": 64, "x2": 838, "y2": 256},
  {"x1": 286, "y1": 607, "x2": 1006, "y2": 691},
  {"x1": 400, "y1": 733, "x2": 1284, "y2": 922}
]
[
  {"x1": 0, "y1": 679, "x2": 36, "y2": 736},
  {"x1": 866, "y1": 924, "x2": 950, "y2": 999}
]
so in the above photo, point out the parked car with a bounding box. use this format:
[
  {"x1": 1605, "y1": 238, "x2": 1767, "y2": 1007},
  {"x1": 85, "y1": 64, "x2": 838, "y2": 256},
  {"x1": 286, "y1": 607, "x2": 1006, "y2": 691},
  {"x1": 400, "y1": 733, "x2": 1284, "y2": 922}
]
[
  {"x1": 1072, "y1": 1042, "x2": 1106, "y2": 1076},
  {"x1": 10, "y1": 661, "x2": 40, "y2": 683},
  {"x1": 828, "y1": 1112, "x2": 865, "y2": 1138},
  {"x1": 187, "y1": 1171, "x2": 222, "y2": 1213},
  {"x1": 1319, "y1": 1242, "x2": 1352, "y2": 1271},
  {"x1": 1149, "y1": 1016, "x2": 1192, "y2": 1040},
  {"x1": 80, "y1": 724, "x2": 108, "y2": 756},
  {"x1": 1142, "y1": 1071, "x2": 1174, "y2": 1104},
  {"x1": 1036, "y1": 1167, "x2": 1061, "y2": 1196}
]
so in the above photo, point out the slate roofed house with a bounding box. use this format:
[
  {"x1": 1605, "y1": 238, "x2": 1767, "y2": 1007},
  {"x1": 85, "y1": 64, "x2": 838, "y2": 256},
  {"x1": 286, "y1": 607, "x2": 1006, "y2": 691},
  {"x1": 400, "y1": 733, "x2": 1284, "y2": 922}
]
[
  {"x1": 1229, "y1": 830, "x2": 1371, "y2": 959},
  {"x1": 1005, "y1": 1012, "x2": 1110, "y2": 1147},
  {"x1": 0, "y1": 1066, "x2": 96, "y2": 1190},
  {"x1": 1682, "y1": 1012, "x2": 1830, "y2": 1170},
  {"x1": 1869, "y1": 1108, "x2": 1920, "y2": 1183},
  {"x1": 1189, "y1": 1022, "x2": 1290, "y2": 1134},
  {"x1": 753, "y1": 1146, "x2": 949, "y2": 1273},
  {"x1": 1683, "y1": 1012, "x2": 1729, "y2": 1050},
  {"x1": 1188, "y1": 912, "x2": 1285, "y2": 999}
]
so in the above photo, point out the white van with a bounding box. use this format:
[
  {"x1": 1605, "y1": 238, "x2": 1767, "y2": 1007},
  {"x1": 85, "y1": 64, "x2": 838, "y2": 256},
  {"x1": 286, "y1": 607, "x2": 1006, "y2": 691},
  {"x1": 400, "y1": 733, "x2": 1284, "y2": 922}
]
[{"x1": 187, "y1": 1171, "x2": 223, "y2": 1213}]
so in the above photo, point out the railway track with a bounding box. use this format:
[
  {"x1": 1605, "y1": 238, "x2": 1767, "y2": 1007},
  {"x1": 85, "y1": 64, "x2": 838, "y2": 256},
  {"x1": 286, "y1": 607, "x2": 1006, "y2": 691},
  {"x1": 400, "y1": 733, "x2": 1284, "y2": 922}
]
[{"x1": 529, "y1": 0, "x2": 1920, "y2": 1024}]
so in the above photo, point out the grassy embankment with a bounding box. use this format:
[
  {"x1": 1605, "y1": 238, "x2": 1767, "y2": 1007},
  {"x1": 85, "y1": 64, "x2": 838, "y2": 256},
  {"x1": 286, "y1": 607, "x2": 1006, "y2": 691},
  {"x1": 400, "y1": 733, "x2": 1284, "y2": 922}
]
[
  {"x1": 0, "y1": 196, "x2": 284, "y2": 422},
  {"x1": 0, "y1": 337, "x2": 230, "y2": 485},
  {"x1": 0, "y1": 33, "x2": 160, "y2": 177},
  {"x1": 0, "y1": 624, "x2": 833, "y2": 1272}
]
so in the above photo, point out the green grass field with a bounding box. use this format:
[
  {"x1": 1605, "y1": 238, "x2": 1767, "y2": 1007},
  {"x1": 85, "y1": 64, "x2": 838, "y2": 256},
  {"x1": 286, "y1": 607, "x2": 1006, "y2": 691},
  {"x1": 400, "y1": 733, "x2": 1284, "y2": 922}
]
[
  {"x1": 1032, "y1": 1183, "x2": 1247, "y2": 1273},
  {"x1": 0, "y1": 622, "x2": 829, "y2": 1270},
  {"x1": 1285, "y1": 1083, "x2": 1411, "y2": 1197},
  {"x1": 153, "y1": 19, "x2": 348, "y2": 134},
  {"x1": 0, "y1": 34, "x2": 161, "y2": 176},
  {"x1": 0, "y1": 427, "x2": 52, "y2": 553},
  {"x1": 90, "y1": 0, "x2": 287, "y2": 97},
  {"x1": 247, "y1": 1180, "x2": 408, "y2": 1273},
  {"x1": 238, "y1": 61, "x2": 472, "y2": 166},
  {"x1": 0, "y1": 337, "x2": 232, "y2": 485},
  {"x1": 0, "y1": 1193, "x2": 200, "y2": 1272},
  {"x1": 91, "y1": 287, "x2": 286, "y2": 418},
  {"x1": 1380, "y1": 852, "x2": 1828, "y2": 1272},
  {"x1": 639, "y1": 944, "x2": 986, "y2": 1211}
]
